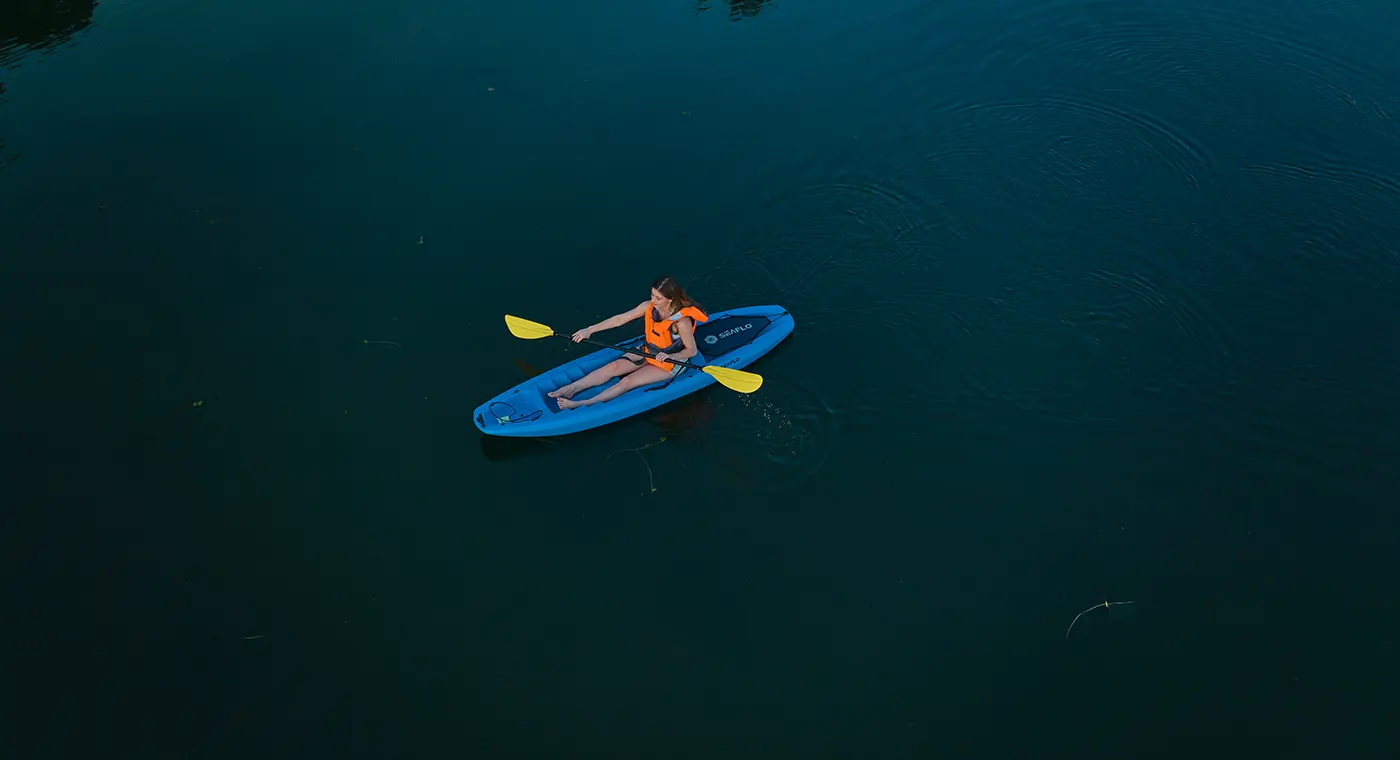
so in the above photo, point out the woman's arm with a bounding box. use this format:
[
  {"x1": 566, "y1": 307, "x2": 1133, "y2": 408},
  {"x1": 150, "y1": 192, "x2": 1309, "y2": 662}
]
[
  {"x1": 572, "y1": 301, "x2": 648, "y2": 342},
  {"x1": 658, "y1": 316, "x2": 700, "y2": 362}
]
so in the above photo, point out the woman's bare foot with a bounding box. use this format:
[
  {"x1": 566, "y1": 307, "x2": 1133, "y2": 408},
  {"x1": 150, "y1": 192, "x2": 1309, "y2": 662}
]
[
  {"x1": 547, "y1": 384, "x2": 574, "y2": 399},
  {"x1": 557, "y1": 397, "x2": 586, "y2": 410}
]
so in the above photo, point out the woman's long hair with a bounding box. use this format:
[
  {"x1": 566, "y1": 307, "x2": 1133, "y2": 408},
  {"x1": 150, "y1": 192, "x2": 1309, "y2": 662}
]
[{"x1": 652, "y1": 276, "x2": 702, "y2": 316}]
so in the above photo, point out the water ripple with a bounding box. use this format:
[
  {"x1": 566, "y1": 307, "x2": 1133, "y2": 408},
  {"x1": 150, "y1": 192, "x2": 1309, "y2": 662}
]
[
  {"x1": 696, "y1": 172, "x2": 959, "y2": 332},
  {"x1": 701, "y1": 0, "x2": 1398, "y2": 445},
  {"x1": 936, "y1": 95, "x2": 1214, "y2": 190},
  {"x1": 973, "y1": 0, "x2": 1397, "y2": 92},
  {"x1": 1239, "y1": 158, "x2": 1400, "y2": 280},
  {"x1": 700, "y1": 376, "x2": 839, "y2": 495}
]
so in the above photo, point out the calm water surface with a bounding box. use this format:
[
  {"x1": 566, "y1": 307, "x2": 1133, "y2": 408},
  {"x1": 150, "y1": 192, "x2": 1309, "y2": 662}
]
[{"x1": 5, "y1": 0, "x2": 1398, "y2": 757}]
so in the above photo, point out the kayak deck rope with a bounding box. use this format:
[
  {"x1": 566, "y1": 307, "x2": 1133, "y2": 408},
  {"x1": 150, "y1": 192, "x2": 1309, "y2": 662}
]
[{"x1": 489, "y1": 401, "x2": 541, "y2": 424}]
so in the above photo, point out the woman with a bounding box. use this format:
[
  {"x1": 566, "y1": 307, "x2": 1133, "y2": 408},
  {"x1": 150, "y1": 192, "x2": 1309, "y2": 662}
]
[{"x1": 548, "y1": 276, "x2": 709, "y2": 410}]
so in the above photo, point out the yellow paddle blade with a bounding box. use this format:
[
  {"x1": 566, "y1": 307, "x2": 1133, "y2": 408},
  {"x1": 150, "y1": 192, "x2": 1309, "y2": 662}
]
[
  {"x1": 702, "y1": 365, "x2": 763, "y2": 394},
  {"x1": 504, "y1": 314, "x2": 556, "y2": 340}
]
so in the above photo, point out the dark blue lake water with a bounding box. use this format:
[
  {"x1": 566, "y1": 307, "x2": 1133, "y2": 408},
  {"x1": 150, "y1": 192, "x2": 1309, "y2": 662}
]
[{"x1": 5, "y1": 0, "x2": 1398, "y2": 757}]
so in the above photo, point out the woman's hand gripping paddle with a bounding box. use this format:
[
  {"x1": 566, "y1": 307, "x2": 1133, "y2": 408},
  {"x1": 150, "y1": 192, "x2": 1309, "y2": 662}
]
[{"x1": 504, "y1": 314, "x2": 763, "y2": 394}]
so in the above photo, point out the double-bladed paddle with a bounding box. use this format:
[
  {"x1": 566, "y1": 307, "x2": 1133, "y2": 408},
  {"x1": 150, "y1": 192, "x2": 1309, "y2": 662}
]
[{"x1": 504, "y1": 314, "x2": 763, "y2": 394}]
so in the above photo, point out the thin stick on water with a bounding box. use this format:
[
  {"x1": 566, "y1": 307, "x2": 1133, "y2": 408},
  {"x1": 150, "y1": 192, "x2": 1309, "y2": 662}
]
[
  {"x1": 364, "y1": 340, "x2": 401, "y2": 348},
  {"x1": 1065, "y1": 600, "x2": 1135, "y2": 641},
  {"x1": 607, "y1": 438, "x2": 665, "y2": 494}
]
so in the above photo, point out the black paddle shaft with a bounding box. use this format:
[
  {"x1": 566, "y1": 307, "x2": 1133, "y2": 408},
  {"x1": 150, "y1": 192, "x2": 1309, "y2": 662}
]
[{"x1": 558, "y1": 333, "x2": 707, "y2": 372}]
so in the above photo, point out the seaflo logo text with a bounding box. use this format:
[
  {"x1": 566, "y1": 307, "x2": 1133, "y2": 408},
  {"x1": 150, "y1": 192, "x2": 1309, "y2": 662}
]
[{"x1": 717, "y1": 322, "x2": 753, "y2": 340}]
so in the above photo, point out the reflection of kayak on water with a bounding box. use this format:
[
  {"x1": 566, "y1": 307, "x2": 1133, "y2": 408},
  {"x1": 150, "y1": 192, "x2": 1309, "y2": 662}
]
[
  {"x1": 476, "y1": 393, "x2": 714, "y2": 464},
  {"x1": 650, "y1": 392, "x2": 716, "y2": 437},
  {"x1": 473, "y1": 306, "x2": 794, "y2": 438},
  {"x1": 478, "y1": 371, "x2": 834, "y2": 495}
]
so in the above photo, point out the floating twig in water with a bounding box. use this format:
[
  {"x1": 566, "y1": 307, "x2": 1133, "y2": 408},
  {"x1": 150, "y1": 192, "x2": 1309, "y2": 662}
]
[
  {"x1": 364, "y1": 340, "x2": 401, "y2": 348},
  {"x1": 1065, "y1": 600, "x2": 1135, "y2": 640},
  {"x1": 241, "y1": 634, "x2": 266, "y2": 640},
  {"x1": 607, "y1": 438, "x2": 666, "y2": 494}
]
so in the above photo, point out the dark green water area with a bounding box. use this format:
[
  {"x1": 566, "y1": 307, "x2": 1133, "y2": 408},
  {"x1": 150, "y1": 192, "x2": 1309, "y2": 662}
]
[{"x1": 5, "y1": 1, "x2": 1397, "y2": 757}]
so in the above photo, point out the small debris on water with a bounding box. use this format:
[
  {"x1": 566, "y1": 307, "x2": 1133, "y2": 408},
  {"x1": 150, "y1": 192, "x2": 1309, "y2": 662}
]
[
  {"x1": 608, "y1": 438, "x2": 666, "y2": 494},
  {"x1": 1065, "y1": 600, "x2": 1135, "y2": 641}
]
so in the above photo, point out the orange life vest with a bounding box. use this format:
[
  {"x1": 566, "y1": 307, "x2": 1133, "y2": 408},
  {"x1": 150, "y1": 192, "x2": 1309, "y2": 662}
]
[{"x1": 642, "y1": 304, "x2": 708, "y2": 369}]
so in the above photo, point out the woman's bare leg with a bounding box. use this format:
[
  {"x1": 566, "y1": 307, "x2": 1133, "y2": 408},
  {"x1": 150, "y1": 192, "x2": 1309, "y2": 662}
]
[
  {"x1": 558, "y1": 365, "x2": 672, "y2": 410},
  {"x1": 548, "y1": 357, "x2": 641, "y2": 399}
]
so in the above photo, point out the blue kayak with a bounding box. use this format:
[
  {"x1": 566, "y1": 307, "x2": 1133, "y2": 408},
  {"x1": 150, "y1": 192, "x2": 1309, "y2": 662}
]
[{"x1": 473, "y1": 305, "x2": 793, "y2": 437}]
